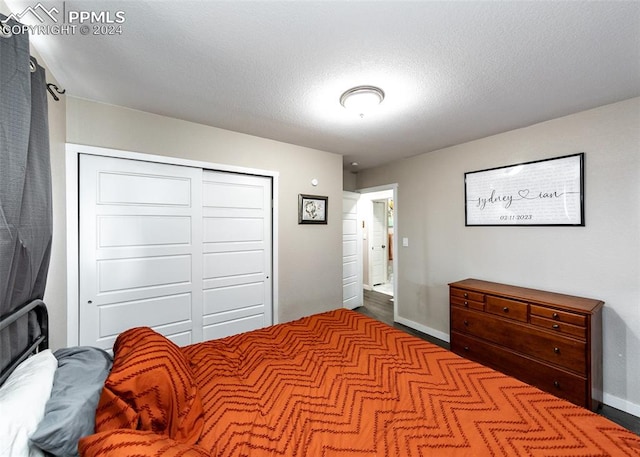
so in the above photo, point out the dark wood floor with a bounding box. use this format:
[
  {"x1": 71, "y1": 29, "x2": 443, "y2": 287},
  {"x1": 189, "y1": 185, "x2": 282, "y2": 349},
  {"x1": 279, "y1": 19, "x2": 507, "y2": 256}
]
[{"x1": 355, "y1": 289, "x2": 640, "y2": 436}]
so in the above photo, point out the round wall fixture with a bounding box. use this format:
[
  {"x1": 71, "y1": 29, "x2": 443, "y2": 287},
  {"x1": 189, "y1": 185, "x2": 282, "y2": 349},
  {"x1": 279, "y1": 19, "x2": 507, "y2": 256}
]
[{"x1": 339, "y1": 86, "x2": 385, "y2": 117}]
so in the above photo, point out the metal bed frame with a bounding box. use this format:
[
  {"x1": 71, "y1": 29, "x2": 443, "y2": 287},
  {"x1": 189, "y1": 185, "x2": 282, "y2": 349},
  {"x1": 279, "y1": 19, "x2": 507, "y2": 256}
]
[{"x1": 0, "y1": 299, "x2": 49, "y2": 385}]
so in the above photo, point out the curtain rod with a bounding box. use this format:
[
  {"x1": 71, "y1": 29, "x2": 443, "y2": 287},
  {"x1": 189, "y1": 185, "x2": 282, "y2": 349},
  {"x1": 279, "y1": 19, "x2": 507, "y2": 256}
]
[{"x1": 29, "y1": 57, "x2": 65, "y2": 102}]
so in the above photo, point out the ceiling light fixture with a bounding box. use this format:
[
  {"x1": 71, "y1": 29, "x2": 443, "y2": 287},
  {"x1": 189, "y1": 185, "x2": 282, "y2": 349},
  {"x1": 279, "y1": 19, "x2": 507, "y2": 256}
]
[{"x1": 340, "y1": 85, "x2": 385, "y2": 117}]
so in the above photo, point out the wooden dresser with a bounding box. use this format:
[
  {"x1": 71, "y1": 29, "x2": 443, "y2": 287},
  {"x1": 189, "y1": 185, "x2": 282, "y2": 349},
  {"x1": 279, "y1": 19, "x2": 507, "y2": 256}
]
[{"x1": 449, "y1": 278, "x2": 603, "y2": 411}]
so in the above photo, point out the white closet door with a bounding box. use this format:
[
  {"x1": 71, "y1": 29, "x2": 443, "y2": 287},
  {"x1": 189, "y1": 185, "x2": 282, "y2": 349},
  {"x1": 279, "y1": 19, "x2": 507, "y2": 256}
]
[
  {"x1": 79, "y1": 154, "x2": 203, "y2": 349},
  {"x1": 201, "y1": 170, "x2": 272, "y2": 339}
]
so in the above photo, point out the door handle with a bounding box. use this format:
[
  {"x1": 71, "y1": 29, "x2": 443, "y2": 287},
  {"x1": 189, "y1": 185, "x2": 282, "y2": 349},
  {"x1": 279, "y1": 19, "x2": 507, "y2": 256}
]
[{"x1": 382, "y1": 245, "x2": 386, "y2": 248}]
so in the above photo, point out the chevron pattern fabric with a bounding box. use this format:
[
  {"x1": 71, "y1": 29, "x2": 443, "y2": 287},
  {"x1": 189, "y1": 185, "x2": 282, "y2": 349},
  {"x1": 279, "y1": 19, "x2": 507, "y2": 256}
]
[
  {"x1": 79, "y1": 430, "x2": 209, "y2": 457},
  {"x1": 184, "y1": 309, "x2": 639, "y2": 456},
  {"x1": 91, "y1": 326, "x2": 204, "y2": 444},
  {"x1": 82, "y1": 309, "x2": 639, "y2": 456}
]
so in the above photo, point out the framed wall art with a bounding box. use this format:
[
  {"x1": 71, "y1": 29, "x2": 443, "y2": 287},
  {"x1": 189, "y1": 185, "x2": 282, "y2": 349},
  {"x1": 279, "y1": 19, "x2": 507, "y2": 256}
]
[
  {"x1": 298, "y1": 194, "x2": 328, "y2": 224},
  {"x1": 465, "y1": 153, "x2": 584, "y2": 226}
]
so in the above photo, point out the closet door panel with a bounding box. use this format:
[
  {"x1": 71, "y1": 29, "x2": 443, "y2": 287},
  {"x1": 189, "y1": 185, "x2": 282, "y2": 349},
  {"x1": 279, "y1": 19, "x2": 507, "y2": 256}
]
[
  {"x1": 203, "y1": 182, "x2": 264, "y2": 209},
  {"x1": 97, "y1": 172, "x2": 191, "y2": 206},
  {"x1": 202, "y1": 171, "x2": 272, "y2": 339},
  {"x1": 203, "y1": 314, "x2": 265, "y2": 340},
  {"x1": 79, "y1": 154, "x2": 203, "y2": 349},
  {"x1": 78, "y1": 153, "x2": 274, "y2": 349},
  {"x1": 203, "y1": 251, "x2": 264, "y2": 278},
  {"x1": 99, "y1": 293, "x2": 192, "y2": 336},
  {"x1": 98, "y1": 215, "x2": 191, "y2": 247},
  {"x1": 98, "y1": 255, "x2": 191, "y2": 292},
  {"x1": 203, "y1": 282, "x2": 264, "y2": 314},
  {"x1": 204, "y1": 218, "x2": 264, "y2": 243}
]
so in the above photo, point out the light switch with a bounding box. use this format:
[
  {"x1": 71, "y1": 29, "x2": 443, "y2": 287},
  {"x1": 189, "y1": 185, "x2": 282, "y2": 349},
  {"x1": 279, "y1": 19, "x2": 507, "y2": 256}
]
[{"x1": 402, "y1": 237, "x2": 409, "y2": 247}]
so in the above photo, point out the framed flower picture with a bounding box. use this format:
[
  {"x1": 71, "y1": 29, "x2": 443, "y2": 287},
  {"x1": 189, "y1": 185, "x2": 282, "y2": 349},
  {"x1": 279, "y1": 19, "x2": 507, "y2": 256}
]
[{"x1": 298, "y1": 194, "x2": 328, "y2": 224}]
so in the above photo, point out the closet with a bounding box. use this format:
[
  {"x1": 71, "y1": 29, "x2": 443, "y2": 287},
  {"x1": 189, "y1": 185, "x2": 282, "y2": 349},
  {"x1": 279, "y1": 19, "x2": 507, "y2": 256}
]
[{"x1": 77, "y1": 152, "x2": 273, "y2": 349}]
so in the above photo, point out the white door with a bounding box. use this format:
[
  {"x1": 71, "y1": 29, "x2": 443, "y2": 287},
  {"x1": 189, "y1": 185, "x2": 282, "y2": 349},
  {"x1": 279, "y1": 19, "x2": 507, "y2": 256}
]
[
  {"x1": 201, "y1": 171, "x2": 272, "y2": 339},
  {"x1": 79, "y1": 155, "x2": 274, "y2": 349},
  {"x1": 79, "y1": 154, "x2": 203, "y2": 349},
  {"x1": 342, "y1": 192, "x2": 362, "y2": 309},
  {"x1": 370, "y1": 200, "x2": 387, "y2": 286}
]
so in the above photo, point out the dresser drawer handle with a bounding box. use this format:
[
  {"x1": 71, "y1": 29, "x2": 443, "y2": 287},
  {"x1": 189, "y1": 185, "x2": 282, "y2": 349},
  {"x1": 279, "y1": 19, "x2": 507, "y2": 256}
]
[
  {"x1": 463, "y1": 346, "x2": 469, "y2": 351},
  {"x1": 552, "y1": 324, "x2": 560, "y2": 329},
  {"x1": 553, "y1": 381, "x2": 560, "y2": 388},
  {"x1": 502, "y1": 307, "x2": 509, "y2": 313},
  {"x1": 552, "y1": 312, "x2": 559, "y2": 319},
  {"x1": 464, "y1": 301, "x2": 469, "y2": 306},
  {"x1": 553, "y1": 347, "x2": 560, "y2": 354},
  {"x1": 463, "y1": 320, "x2": 469, "y2": 326},
  {"x1": 464, "y1": 293, "x2": 468, "y2": 298}
]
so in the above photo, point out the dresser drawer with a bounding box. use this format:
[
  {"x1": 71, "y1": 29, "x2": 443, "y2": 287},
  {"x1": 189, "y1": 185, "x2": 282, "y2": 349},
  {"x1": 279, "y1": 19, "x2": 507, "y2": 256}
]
[
  {"x1": 486, "y1": 295, "x2": 528, "y2": 322},
  {"x1": 451, "y1": 331, "x2": 588, "y2": 407},
  {"x1": 451, "y1": 295, "x2": 484, "y2": 311},
  {"x1": 530, "y1": 304, "x2": 586, "y2": 327},
  {"x1": 451, "y1": 307, "x2": 586, "y2": 373},
  {"x1": 450, "y1": 288, "x2": 484, "y2": 303},
  {"x1": 530, "y1": 315, "x2": 586, "y2": 339}
]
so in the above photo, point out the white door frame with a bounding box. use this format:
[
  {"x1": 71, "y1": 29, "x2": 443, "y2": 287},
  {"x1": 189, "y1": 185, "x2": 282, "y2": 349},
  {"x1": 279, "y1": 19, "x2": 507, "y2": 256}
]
[
  {"x1": 65, "y1": 143, "x2": 279, "y2": 346},
  {"x1": 358, "y1": 183, "x2": 398, "y2": 322}
]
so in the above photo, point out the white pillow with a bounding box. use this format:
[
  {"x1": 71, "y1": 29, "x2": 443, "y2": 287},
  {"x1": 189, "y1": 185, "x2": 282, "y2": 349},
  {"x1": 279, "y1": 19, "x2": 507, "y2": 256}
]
[{"x1": 0, "y1": 350, "x2": 57, "y2": 457}]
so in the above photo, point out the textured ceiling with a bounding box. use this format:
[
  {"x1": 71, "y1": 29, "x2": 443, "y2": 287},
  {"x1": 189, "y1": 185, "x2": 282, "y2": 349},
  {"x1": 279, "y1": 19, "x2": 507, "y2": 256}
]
[{"x1": 7, "y1": 1, "x2": 640, "y2": 170}]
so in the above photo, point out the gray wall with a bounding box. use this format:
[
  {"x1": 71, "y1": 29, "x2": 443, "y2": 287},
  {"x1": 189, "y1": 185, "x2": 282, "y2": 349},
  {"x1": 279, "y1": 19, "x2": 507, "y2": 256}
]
[{"x1": 356, "y1": 97, "x2": 640, "y2": 414}]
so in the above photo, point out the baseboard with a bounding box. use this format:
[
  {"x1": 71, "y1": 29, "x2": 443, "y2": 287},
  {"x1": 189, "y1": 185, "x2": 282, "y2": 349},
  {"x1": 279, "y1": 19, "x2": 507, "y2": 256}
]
[
  {"x1": 603, "y1": 392, "x2": 640, "y2": 418},
  {"x1": 395, "y1": 316, "x2": 450, "y2": 343}
]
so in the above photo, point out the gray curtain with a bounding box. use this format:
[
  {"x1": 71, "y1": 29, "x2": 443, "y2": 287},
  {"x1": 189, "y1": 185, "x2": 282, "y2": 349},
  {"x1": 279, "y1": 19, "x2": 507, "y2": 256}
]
[{"x1": 0, "y1": 14, "x2": 52, "y2": 373}]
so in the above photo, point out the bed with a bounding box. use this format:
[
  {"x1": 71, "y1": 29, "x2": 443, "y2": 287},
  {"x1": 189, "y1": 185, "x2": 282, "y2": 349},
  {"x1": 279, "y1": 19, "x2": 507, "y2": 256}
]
[{"x1": 1, "y1": 303, "x2": 639, "y2": 457}]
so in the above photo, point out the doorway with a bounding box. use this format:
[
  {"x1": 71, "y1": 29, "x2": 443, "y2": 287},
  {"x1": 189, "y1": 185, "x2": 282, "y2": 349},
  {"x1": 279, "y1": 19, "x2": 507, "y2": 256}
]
[{"x1": 358, "y1": 185, "x2": 397, "y2": 320}]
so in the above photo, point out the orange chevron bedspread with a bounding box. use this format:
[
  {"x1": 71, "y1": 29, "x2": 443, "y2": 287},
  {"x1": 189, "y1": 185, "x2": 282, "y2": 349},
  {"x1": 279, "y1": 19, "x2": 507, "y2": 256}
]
[{"x1": 80, "y1": 308, "x2": 639, "y2": 456}]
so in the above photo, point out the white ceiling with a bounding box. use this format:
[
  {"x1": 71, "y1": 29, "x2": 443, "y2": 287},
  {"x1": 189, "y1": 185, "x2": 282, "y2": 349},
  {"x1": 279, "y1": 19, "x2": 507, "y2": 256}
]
[{"x1": 7, "y1": 1, "x2": 640, "y2": 170}]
